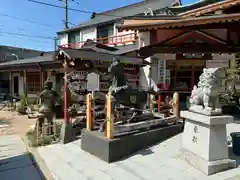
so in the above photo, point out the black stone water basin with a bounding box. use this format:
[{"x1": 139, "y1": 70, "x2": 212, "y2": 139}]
[{"x1": 81, "y1": 122, "x2": 183, "y2": 163}]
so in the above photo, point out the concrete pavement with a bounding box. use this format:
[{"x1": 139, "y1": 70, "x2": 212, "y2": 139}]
[
  {"x1": 0, "y1": 135, "x2": 44, "y2": 180},
  {"x1": 38, "y1": 122, "x2": 240, "y2": 180}
]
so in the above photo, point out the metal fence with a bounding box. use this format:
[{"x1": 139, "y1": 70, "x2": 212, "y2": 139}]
[{"x1": 35, "y1": 118, "x2": 62, "y2": 145}]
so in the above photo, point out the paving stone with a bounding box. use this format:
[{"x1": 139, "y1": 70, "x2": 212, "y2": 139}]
[
  {"x1": 104, "y1": 165, "x2": 145, "y2": 180},
  {"x1": 181, "y1": 165, "x2": 207, "y2": 179},
  {"x1": 38, "y1": 150, "x2": 65, "y2": 180},
  {"x1": 50, "y1": 171, "x2": 61, "y2": 180},
  {"x1": 0, "y1": 153, "x2": 33, "y2": 172},
  {"x1": 66, "y1": 144, "x2": 117, "y2": 171},
  {"x1": 0, "y1": 136, "x2": 26, "y2": 159},
  {"x1": 0, "y1": 135, "x2": 43, "y2": 180},
  {"x1": 193, "y1": 175, "x2": 227, "y2": 180},
  {"x1": 157, "y1": 165, "x2": 196, "y2": 180},
  {"x1": 38, "y1": 146, "x2": 59, "y2": 164},
  {"x1": 130, "y1": 154, "x2": 164, "y2": 171},
  {"x1": 0, "y1": 164, "x2": 42, "y2": 180},
  {"x1": 0, "y1": 136, "x2": 26, "y2": 158},
  {"x1": 116, "y1": 159, "x2": 141, "y2": 169},
  {"x1": 47, "y1": 158, "x2": 85, "y2": 180},
  {"x1": 117, "y1": 161, "x2": 169, "y2": 180},
  {"x1": 48, "y1": 144, "x2": 77, "y2": 163},
  {"x1": 224, "y1": 175, "x2": 240, "y2": 180},
  {"x1": 37, "y1": 122, "x2": 240, "y2": 180},
  {"x1": 181, "y1": 165, "x2": 227, "y2": 180},
  {"x1": 68, "y1": 157, "x2": 91, "y2": 172},
  {"x1": 217, "y1": 167, "x2": 240, "y2": 179},
  {"x1": 71, "y1": 162, "x2": 114, "y2": 180},
  {"x1": 161, "y1": 158, "x2": 191, "y2": 172},
  {"x1": 72, "y1": 139, "x2": 81, "y2": 146}
]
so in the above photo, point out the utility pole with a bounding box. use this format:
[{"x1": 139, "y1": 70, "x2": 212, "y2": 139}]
[{"x1": 64, "y1": 0, "x2": 69, "y2": 29}]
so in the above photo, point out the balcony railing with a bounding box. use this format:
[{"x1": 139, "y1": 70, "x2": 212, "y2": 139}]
[{"x1": 59, "y1": 33, "x2": 137, "y2": 49}]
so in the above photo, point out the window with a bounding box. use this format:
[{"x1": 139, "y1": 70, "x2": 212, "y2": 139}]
[
  {"x1": 27, "y1": 72, "x2": 41, "y2": 93},
  {"x1": 68, "y1": 31, "x2": 80, "y2": 48},
  {"x1": 97, "y1": 24, "x2": 114, "y2": 44}
]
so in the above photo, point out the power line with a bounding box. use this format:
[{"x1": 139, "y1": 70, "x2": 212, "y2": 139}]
[
  {"x1": 0, "y1": 31, "x2": 53, "y2": 40},
  {"x1": 0, "y1": 12, "x2": 56, "y2": 29},
  {"x1": 0, "y1": 32, "x2": 52, "y2": 43},
  {"x1": 8, "y1": 37, "x2": 51, "y2": 44},
  {"x1": 27, "y1": 0, "x2": 123, "y2": 17},
  {"x1": 62, "y1": 20, "x2": 76, "y2": 26}
]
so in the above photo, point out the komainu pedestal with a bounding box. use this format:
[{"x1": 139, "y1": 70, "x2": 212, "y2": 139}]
[{"x1": 180, "y1": 111, "x2": 236, "y2": 175}]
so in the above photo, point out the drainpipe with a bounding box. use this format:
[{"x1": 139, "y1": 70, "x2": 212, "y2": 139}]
[{"x1": 53, "y1": 37, "x2": 59, "y2": 50}]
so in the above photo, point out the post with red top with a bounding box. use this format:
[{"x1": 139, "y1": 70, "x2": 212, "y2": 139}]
[
  {"x1": 86, "y1": 93, "x2": 93, "y2": 131},
  {"x1": 60, "y1": 58, "x2": 74, "y2": 144},
  {"x1": 158, "y1": 95, "x2": 161, "y2": 112}
]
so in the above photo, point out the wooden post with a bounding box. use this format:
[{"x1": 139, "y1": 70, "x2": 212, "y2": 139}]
[
  {"x1": 191, "y1": 65, "x2": 195, "y2": 89},
  {"x1": 53, "y1": 114, "x2": 57, "y2": 138},
  {"x1": 63, "y1": 60, "x2": 70, "y2": 124},
  {"x1": 172, "y1": 92, "x2": 180, "y2": 120},
  {"x1": 105, "y1": 92, "x2": 114, "y2": 139},
  {"x1": 86, "y1": 93, "x2": 93, "y2": 131},
  {"x1": 36, "y1": 120, "x2": 39, "y2": 144},
  {"x1": 9, "y1": 71, "x2": 12, "y2": 97},
  {"x1": 158, "y1": 95, "x2": 161, "y2": 112},
  {"x1": 22, "y1": 70, "x2": 27, "y2": 96},
  {"x1": 39, "y1": 70, "x2": 43, "y2": 91},
  {"x1": 150, "y1": 94, "x2": 155, "y2": 113}
]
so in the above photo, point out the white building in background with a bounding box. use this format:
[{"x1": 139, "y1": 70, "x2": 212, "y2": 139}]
[
  {"x1": 57, "y1": 0, "x2": 181, "y2": 92},
  {"x1": 57, "y1": 0, "x2": 180, "y2": 48}
]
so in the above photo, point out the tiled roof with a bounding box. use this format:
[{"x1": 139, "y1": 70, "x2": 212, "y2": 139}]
[
  {"x1": 118, "y1": 13, "x2": 240, "y2": 31},
  {"x1": 167, "y1": 0, "x2": 224, "y2": 14},
  {"x1": 0, "y1": 45, "x2": 42, "y2": 61},
  {"x1": 55, "y1": 48, "x2": 147, "y2": 65},
  {"x1": 57, "y1": 0, "x2": 179, "y2": 34},
  {"x1": 0, "y1": 52, "x2": 55, "y2": 68},
  {"x1": 179, "y1": 0, "x2": 240, "y2": 17}
]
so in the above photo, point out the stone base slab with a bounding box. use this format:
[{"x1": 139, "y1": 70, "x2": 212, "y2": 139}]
[
  {"x1": 189, "y1": 105, "x2": 222, "y2": 116},
  {"x1": 60, "y1": 122, "x2": 74, "y2": 144},
  {"x1": 81, "y1": 123, "x2": 183, "y2": 163},
  {"x1": 180, "y1": 148, "x2": 236, "y2": 175}
]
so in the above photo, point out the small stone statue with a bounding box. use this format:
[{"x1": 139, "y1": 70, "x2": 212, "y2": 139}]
[
  {"x1": 189, "y1": 67, "x2": 226, "y2": 116},
  {"x1": 37, "y1": 78, "x2": 59, "y2": 135}
]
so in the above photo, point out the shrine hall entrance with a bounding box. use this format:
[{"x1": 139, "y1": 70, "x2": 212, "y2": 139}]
[{"x1": 166, "y1": 59, "x2": 205, "y2": 93}]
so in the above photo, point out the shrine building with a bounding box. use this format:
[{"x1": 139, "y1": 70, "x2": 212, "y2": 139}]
[
  {"x1": 0, "y1": 0, "x2": 239, "y2": 104},
  {"x1": 117, "y1": 0, "x2": 240, "y2": 99}
]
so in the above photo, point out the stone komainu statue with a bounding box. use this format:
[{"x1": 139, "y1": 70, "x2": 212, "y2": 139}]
[{"x1": 189, "y1": 68, "x2": 226, "y2": 116}]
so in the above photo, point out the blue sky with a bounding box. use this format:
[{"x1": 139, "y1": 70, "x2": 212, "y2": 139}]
[{"x1": 0, "y1": 0, "x2": 198, "y2": 51}]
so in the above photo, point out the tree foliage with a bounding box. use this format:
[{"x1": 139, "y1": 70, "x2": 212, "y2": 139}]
[
  {"x1": 223, "y1": 54, "x2": 240, "y2": 105},
  {"x1": 226, "y1": 54, "x2": 240, "y2": 81}
]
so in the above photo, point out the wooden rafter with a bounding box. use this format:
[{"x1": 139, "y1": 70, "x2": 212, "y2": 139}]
[
  {"x1": 180, "y1": 0, "x2": 240, "y2": 17},
  {"x1": 139, "y1": 44, "x2": 240, "y2": 58},
  {"x1": 118, "y1": 13, "x2": 240, "y2": 31},
  {"x1": 163, "y1": 30, "x2": 227, "y2": 45}
]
